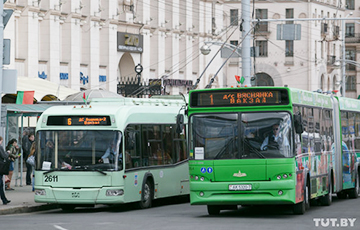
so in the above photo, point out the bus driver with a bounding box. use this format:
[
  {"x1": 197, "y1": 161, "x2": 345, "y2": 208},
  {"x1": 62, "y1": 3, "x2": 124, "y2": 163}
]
[{"x1": 260, "y1": 123, "x2": 290, "y2": 155}]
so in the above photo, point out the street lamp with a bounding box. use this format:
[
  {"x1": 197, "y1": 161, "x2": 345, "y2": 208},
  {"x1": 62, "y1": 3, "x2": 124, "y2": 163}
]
[
  {"x1": 342, "y1": 12, "x2": 353, "y2": 96},
  {"x1": 194, "y1": 41, "x2": 241, "y2": 89},
  {"x1": 200, "y1": 41, "x2": 241, "y2": 56}
]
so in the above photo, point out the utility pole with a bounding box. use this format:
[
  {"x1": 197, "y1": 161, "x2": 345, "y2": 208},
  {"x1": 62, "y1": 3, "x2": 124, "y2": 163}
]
[
  {"x1": 241, "y1": 0, "x2": 251, "y2": 86},
  {"x1": 0, "y1": 0, "x2": 4, "y2": 138}
]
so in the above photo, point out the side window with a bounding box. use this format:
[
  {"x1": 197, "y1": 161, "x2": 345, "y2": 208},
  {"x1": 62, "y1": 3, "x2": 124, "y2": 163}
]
[
  {"x1": 125, "y1": 124, "x2": 141, "y2": 169},
  {"x1": 301, "y1": 107, "x2": 308, "y2": 153},
  {"x1": 174, "y1": 125, "x2": 187, "y2": 162},
  {"x1": 355, "y1": 113, "x2": 360, "y2": 152},
  {"x1": 308, "y1": 108, "x2": 315, "y2": 152},
  {"x1": 341, "y1": 112, "x2": 348, "y2": 144},
  {"x1": 348, "y1": 112, "x2": 355, "y2": 151},
  {"x1": 146, "y1": 125, "x2": 163, "y2": 166},
  {"x1": 162, "y1": 125, "x2": 173, "y2": 164},
  {"x1": 314, "y1": 108, "x2": 321, "y2": 153}
]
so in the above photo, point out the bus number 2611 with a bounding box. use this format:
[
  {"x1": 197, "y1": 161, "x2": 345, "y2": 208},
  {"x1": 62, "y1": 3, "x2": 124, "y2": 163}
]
[{"x1": 44, "y1": 175, "x2": 58, "y2": 182}]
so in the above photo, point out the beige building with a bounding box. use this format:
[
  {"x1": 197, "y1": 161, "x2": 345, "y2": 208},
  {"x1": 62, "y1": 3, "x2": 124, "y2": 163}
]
[{"x1": 3, "y1": 0, "x2": 358, "y2": 99}]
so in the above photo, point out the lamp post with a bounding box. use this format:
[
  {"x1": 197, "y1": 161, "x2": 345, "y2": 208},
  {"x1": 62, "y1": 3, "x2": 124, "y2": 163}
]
[
  {"x1": 342, "y1": 12, "x2": 353, "y2": 96},
  {"x1": 193, "y1": 41, "x2": 241, "y2": 89}
]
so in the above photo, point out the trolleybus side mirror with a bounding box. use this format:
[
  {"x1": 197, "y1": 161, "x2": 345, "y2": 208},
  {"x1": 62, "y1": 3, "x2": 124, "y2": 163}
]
[
  {"x1": 176, "y1": 114, "x2": 184, "y2": 134},
  {"x1": 294, "y1": 112, "x2": 304, "y2": 134}
]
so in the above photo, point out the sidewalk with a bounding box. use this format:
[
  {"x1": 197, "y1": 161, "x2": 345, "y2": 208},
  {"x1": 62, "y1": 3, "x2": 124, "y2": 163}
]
[{"x1": 0, "y1": 172, "x2": 57, "y2": 215}]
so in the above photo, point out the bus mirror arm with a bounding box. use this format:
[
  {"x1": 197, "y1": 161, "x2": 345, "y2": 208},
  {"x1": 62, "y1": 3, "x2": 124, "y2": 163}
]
[{"x1": 294, "y1": 112, "x2": 304, "y2": 134}]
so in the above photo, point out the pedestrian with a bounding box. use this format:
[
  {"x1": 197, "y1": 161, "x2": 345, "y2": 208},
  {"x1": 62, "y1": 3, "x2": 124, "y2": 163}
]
[
  {"x1": 27, "y1": 142, "x2": 36, "y2": 192},
  {"x1": 0, "y1": 136, "x2": 11, "y2": 204},
  {"x1": 5, "y1": 138, "x2": 20, "y2": 190},
  {"x1": 22, "y1": 132, "x2": 35, "y2": 185}
]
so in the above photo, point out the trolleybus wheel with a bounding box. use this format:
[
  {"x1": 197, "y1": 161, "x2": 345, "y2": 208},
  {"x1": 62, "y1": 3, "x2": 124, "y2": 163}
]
[
  {"x1": 337, "y1": 191, "x2": 348, "y2": 199},
  {"x1": 207, "y1": 205, "x2": 220, "y2": 215},
  {"x1": 348, "y1": 172, "x2": 359, "y2": 199},
  {"x1": 320, "y1": 178, "x2": 332, "y2": 206},
  {"x1": 60, "y1": 204, "x2": 76, "y2": 212},
  {"x1": 293, "y1": 182, "x2": 309, "y2": 214},
  {"x1": 139, "y1": 180, "x2": 153, "y2": 209}
]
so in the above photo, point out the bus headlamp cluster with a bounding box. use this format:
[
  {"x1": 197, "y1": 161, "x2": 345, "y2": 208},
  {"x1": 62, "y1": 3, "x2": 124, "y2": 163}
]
[
  {"x1": 106, "y1": 189, "x2": 124, "y2": 196},
  {"x1": 34, "y1": 189, "x2": 46, "y2": 196},
  {"x1": 276, "y1": 173, "x2": 292, "y2": 180}
]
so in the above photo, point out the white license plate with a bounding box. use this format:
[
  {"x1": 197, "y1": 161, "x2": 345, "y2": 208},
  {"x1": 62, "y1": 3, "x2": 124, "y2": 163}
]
[{"x1": 229, "y1": 184, "x2": 252, "y2": 191}]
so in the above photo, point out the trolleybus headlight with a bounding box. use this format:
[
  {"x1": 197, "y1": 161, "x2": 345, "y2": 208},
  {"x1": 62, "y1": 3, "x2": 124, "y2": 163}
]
[
  {"x1": 200, "y1": 177, "x2": 205, "y2": 181},
  {"x1": 195, "y1": 176, "x2": 199, "y2": 180},
  {"x1": 199, "y1": 192, "x2": 204, "y2": 197},
  {"x1": 283, "y1": 174, "x2": 288, "y2": 179},
  {"x1": 278, "y1": 190, "x2": 283, "y2": 195},
  {"x1": 34, "y1": 189, "x2": 46, "y2": 196},
  {"x1": 289, "y1": 173, "x2": 292, "y2": 177},
  {"x1": 106, "y1": 189, "x2": 124, "y2": 196},
  {"x1": 277, "y1": 175, "x2": 281, "y2": 180}
]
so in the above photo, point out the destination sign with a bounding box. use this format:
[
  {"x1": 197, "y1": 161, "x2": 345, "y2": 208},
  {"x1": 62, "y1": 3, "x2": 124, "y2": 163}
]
[
  {"x1": 190, "y1": 89, "x2": 289, "y2": 107},
  {"x1": 47, "y1": 116, "x2": 111, "y2": 126}
]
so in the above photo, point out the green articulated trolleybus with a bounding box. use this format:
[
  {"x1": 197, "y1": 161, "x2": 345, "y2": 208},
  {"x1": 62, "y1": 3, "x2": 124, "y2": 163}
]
[
  {"x1": 34, "y1": 97, "x2": 188, "y2": 211},
  {"x1": 187, "y1": 87, "x2": 360, "y2": 215}
]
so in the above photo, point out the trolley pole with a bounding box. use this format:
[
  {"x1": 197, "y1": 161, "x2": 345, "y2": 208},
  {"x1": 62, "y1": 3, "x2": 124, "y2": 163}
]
[{"x1": 241, "y1": 0, "x2": 251, "y2": 87}]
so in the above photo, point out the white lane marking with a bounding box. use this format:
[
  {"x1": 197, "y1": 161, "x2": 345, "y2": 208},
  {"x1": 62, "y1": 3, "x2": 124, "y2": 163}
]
[{"x1": 53, "y1": 225, "x2": 68, "y2": 230}]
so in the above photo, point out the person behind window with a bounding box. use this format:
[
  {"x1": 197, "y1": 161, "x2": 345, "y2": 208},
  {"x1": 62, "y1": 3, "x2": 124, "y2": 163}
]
[
  {"x1": 99, "y1": 141, "x2": 117, "y2": 163},
  {"x1": 260, "y1": 124, "x2": 290, "y2": 154}
]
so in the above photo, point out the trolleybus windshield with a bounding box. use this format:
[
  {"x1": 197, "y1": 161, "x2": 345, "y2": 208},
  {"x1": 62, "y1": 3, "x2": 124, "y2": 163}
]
[
  {"x1": 190, "y1": 112, "x2": 293, "y2": 159},
  {"x1": 35, "y1": 130, "x2": 122, "y2": 171}
]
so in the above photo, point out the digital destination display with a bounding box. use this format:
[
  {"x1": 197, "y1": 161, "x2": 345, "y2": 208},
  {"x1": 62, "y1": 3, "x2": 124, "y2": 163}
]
[
  {"x1": 190, "y1": 89, "x2": 289, "y2": 107},
  {"x1": 47, "y1": 116, "x2": 111, "y2": 126}
]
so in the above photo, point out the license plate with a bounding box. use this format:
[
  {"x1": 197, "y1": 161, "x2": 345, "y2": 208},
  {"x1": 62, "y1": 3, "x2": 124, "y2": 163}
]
[{"x1": 229, "y1": 184, "x2": 252, "y2": 191}]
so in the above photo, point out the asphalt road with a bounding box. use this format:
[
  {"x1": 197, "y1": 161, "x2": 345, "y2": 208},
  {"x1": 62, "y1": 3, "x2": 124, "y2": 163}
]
[{"x1": 1, "y1": 195, "x2": 359, "y2": 230}]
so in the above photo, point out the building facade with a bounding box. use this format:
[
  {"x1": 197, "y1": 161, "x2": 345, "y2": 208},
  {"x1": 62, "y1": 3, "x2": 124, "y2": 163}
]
[{"x1": 3, "y1": 0, "x2": 357, "y2": 99}]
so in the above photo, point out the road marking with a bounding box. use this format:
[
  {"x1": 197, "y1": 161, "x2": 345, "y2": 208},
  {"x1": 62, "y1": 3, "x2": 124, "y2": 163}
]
[{"x1": 54, "y1": 225, "x2": 68, "y2": 230}]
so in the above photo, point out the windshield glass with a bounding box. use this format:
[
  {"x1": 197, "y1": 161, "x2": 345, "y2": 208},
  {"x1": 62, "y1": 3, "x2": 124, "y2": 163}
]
[
  {"x1": 35, "y1": 130, "x2": 122, "y2": 171},
  {"x1": 190, "y1": 112, "x2": 293, "y2": 159}
]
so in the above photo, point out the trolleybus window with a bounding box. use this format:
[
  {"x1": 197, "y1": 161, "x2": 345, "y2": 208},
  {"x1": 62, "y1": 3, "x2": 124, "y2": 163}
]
[
  {"x1": 190, "y1": 112, "x2": 293, "y2": 159},
  {"x1": 36, "y1": 130, "x2": 122, "y2": 171}
]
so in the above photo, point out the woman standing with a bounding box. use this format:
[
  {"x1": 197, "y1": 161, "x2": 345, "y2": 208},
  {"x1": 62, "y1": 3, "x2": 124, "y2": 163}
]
[
  {"x1": 27, "y1": 142, "x2": 36, "y2": 192},
  {"x1": 0, "y1": 136, "x2": 10, "y2": 204},
  {"x1": 5, "y1": 139, "x2": 20, "y2": 190}
]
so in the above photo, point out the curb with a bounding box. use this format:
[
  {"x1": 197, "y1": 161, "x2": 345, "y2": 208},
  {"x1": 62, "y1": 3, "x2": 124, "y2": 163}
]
[{"x1": 0, "y1": 204, "x2": 58, "y2": 215}]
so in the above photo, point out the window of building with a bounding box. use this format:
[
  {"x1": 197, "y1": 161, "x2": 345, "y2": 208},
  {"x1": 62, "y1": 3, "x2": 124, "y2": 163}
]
[
  {"x1": 346, "y1": 23, "x2": 355, "y2": 37},
  {"x1": 230, "y1": 40, "x2": 238, "y2": 47},
  {"x1": 346, "y1": 0, "x2": 355, "y2": 10},
  {"x1": 346, "y1": 49, "x2": 356, "y2": 71},
  {"x1": 346, "y1": 75, "x2": 356, "y2": 91},
  {"x1": 255, "y1": 9, "x2": 268, "y2": 32},
  {"x1": 285, "y1": 40, "x2": 294, "y2": 57},
  {"x1": 286, "y1": 8, "x2": 294, "y2": 24},
  {"x1": 230, "y1": 9, "x2": 238, "y2": 26},
  {"x1": 256, "y1": 40, "x2": 268, "y2": 57}
]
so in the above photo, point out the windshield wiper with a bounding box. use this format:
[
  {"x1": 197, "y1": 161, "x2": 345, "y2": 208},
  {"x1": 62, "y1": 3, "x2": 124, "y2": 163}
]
[
  {"x1": 92, "y1": 169, "x2": 107, "y2": 175},
  {"x1": 243, "y1": 139, "x2": 266, "y2": 159}
]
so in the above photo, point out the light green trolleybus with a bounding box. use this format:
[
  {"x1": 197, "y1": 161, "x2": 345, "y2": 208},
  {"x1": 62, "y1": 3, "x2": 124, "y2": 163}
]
[
  {"x1": 188, "y1": 87, "x2": 359, "y2": 215},
  {"x1": 34, "y1": 97, "x2": 188, "y2": 211}
]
